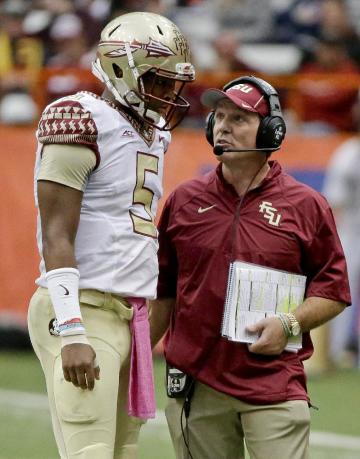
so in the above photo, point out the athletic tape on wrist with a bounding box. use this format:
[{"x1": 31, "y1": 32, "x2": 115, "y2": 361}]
[{"x1": 45, "y1": 267, "x2": 86, "y2": 337}]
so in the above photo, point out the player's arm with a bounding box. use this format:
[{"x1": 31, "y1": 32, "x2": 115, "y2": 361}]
[
  {"x1": 38, "y1": 144, "x2": 99, "y2": 390},
  {"x1": 150, "y1": 193, "x2": 177, "y2": 347},
  {"x1": 149, "y1": 297, "x2": 175, "y2": 348},
  {"x1": 246, "y1": 297, "x2": 346, "y2": 355},
  {"x1": 38, "y1": 180, "x2": 81, "y2": 269}
]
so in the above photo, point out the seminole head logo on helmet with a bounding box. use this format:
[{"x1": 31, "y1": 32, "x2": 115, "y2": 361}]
[{"x1": 92, "y1": 12, "x2": 195, "y2": 131}]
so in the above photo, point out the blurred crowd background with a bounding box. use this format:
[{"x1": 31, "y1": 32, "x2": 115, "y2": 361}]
[
  {"x1": 1, "y1": 0, "x2": 360, "y2": 371},
  {"x1": 1, "y1": 0, "x2": 360, "y2": 132}
]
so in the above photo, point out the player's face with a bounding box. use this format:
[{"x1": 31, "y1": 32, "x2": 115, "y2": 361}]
[
  {"x1": 142, "y1": 72, "x2": 177, "y2": 114},
  {"x1": 213, "y1": 99, "x2": 260, "y2": 160}
]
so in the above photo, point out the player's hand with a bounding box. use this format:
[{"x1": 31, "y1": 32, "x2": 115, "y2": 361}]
[
  {"x1": 246, "y1": 316, "x2": 288, "y2": 355},
  {"x1": 61, "y1": 343, "x2": 100, "y2": 390}
]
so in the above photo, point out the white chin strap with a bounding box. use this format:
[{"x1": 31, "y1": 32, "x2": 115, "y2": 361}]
[
  {"x1": 124, "y1": 42, "x2": 160, "y2": 124},
  {"x1": 92, "y1": 58, "x2": 161, "y2": 125}
]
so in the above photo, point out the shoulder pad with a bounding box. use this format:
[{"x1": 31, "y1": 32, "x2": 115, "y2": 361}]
[{"x1": 38, "y1": 99, "x2": 98, "y2": 147}]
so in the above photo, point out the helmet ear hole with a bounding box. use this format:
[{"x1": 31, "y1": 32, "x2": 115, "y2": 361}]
[{"x1": 112, "y1": 64, "x2": 123, "y2": 79}]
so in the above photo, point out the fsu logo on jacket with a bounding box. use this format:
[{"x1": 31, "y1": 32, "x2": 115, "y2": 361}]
[{"x1": 259, "y1": 201, "x2": 282, "y2": 227}]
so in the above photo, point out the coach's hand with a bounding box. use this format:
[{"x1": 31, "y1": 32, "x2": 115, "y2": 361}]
[
  {"x1": 61, "y1": 343, "x2": 100, "y2": 390},
  {"x1": 246, "y1": 317, "x2": 288, "y2": 355}
]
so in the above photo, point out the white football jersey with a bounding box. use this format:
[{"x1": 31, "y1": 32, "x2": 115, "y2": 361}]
[{"x1": 34, "y1": 91, "x2": 171, "y2": 298}]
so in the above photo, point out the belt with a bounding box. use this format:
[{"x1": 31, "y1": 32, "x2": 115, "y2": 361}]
[{"x1": 79, "y1": 289, "x2": 134, "y2": 321}]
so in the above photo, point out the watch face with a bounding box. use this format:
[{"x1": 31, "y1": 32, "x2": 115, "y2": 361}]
[{"x1": 292, "y1": 322, "x2": 301, "y2": 336}]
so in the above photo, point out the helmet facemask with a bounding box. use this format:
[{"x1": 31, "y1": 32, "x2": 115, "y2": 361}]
[{"x1": 127, "y1": 68, "x2": 192, "y2": 131}]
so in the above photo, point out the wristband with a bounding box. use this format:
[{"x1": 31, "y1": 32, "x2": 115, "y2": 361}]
[{"x1": 45, "y1": 267, "x2": 86, "y2": 337}]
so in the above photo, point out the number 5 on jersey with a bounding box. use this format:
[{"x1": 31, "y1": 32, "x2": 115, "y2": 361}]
[{"x1": 129, "y1": 152, "x2": 159, "y2": 238}]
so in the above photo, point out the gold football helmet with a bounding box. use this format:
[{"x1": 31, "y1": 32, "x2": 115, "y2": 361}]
[{"x1": 92, "y1": 12, "x2": 195, "y2": 130}]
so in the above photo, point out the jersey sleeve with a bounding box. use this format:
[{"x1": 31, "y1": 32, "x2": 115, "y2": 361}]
[
  {"x1": 38, "y1": 144, "x2": 97, "y2": 191},
  {"x1": 37, "y1": 98, "x2": 100, "y2": 167}
]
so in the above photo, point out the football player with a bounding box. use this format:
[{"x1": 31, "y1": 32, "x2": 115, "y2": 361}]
[{"x1": 27, "y1": 12, "x2": 195, "y2": 459}]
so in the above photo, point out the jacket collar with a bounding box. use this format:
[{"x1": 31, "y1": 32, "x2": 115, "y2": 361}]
[{"x1": 214, "y1": 160, "x2": 282, "y2": 199}]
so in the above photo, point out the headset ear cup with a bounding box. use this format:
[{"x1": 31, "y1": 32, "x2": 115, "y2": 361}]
[
  {"x1": 256, "y1": 116, "x2": 286, "y2": 149},
  {"x1": 205, "y1": 111, "x2": 215, "y2": 146}
]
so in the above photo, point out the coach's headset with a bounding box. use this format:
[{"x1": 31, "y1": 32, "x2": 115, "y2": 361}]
[{"x1": 205, "y1": 75, "x2": 287, "y2": 152}]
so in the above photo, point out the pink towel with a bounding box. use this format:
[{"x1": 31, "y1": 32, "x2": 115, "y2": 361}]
[{"x1": 126, "y1": 297, "x2": 155, "y2": 419}]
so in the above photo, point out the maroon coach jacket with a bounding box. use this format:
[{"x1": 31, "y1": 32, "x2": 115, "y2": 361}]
[{"x1": 157, "y1": 161, "x2": 351, "y2": 404}]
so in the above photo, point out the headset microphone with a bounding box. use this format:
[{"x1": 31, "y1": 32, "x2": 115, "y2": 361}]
[{"x1": 213, "y1": 145, "x2": 280, "y2": 156}]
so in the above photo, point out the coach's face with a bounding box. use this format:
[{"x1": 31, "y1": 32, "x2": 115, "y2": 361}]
[{"x1": 213, "y1": 99, "x2": 260, "y2": 161}]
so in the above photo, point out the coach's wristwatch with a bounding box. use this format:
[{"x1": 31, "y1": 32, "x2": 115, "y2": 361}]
[{"x1": 286, "y1": 313, "x2": 301, "y2": 337}]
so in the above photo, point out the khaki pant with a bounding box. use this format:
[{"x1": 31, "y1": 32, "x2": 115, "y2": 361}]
[
  {"x1": 28, "y1": 287, "x2": 145, "y2": 459},
  {"x1": 166, "y1": 382, "x2": 310, "y2": 459}
]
